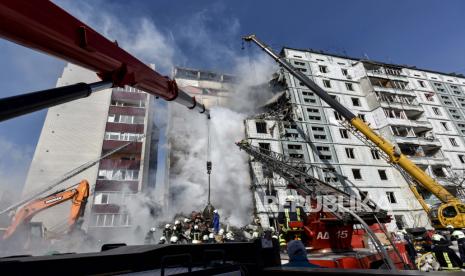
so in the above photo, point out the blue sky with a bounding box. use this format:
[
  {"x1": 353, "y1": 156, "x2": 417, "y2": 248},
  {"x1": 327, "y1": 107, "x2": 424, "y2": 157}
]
[{"x1": 0, "y1": 0, "x2": 464, "y2": 192}]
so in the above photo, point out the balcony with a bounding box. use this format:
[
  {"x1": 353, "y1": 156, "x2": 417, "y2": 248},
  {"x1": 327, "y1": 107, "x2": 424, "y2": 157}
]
[
  {"x1": 386, "y1": 118, "x2": 432, "y2": 129},
  {"x1": 372, "y1": 85, "x2": 413, "y2": 96},
  {"x1": 95, "y1": 180, "x2": 139, "y2": 192},
  {"x1": 393, "y1": 136, "x2": 442, "y2": 147},
  {"x1": 366, "y1": 69, "x2": 407, "y2": 81},
  {"x1": 102, "y1": 140, "x2": 143, "y2": 153},
  {"x1": 112, "y1": 90, "x2": 147, "y2": 101},
  {"x1": 108, "y1": 105, "x2": 146, "y2": 116},
  {"x1": 92, "y1": 204, "x2": 121, "y2": 213},
  {"x1": 105, "y1": 122, "x2": 145, "y2": 134},
  {"x1": 379, "y1": 101, "x2": 424, "y2": 112},
  {"x1": 99, "y1": 159, "x2": 141, "y2": 170},
  {"x1": 408, "y1": 155, "x2": 450, "y2": 167}
]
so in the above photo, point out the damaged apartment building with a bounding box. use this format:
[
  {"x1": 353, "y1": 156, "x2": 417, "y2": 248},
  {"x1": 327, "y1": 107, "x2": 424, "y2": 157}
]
[{"x1": 246, "y1": 47, "x2": 465, "y2": 231}]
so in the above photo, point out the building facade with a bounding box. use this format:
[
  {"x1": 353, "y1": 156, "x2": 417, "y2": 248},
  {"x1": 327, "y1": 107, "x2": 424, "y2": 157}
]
[
  {"x1": 22, "y1": 63, "x2": 161, "y2": 241},
  {"x1": 246, "y1": 47, "x2": 465, "y2": 231}
]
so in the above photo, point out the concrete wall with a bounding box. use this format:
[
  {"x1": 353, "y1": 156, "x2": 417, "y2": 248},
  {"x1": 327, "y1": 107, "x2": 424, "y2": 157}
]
[{"x1": 22, "y1": 64, "x2": 111, "y2": 231}]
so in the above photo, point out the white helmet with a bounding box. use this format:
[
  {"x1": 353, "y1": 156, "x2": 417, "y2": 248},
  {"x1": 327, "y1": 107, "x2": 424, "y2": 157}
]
[
  {"x1": 218, "y1": 229, "x2": 225, "y2": 235},
  {"x1": 194, "y1": 225, "x2": 199, "y2": 230},
  {"x1": 203, "y1": 235, "x2": 209, "y2": 241},
  {"x1": 452, "y1": 230, "x2": 465, "y2": 239},
  {"x1": 252, "y1": 231, "x2": 259, "y2": 238},
  {"x1": 209, "y1": 233, "x2": 214, "y2": 239},
  {"x1": 226, "y1": 232, "x2": 233, "y2": 240},
  {"x1": 175, "y1": 220, "x2": 180, "y2": 225},
  {"x1": 160, "y1": 236, "x2": 166, "y2": 241},
  {"x1": 150, "y1": 227, "x2": 156, "y2": 232},
  {"x1": 165, "y1": 224, "x2": 170, "y2": 229},
  {"x1": 213, "y1": 209, "x2": 218, "y2": 214},
  {"x1": 432, "y1": 234, "x2": 445, "y2": 242},
  {"x1": 272, "y1": 235, "x2": 278, "y2": 239},
  {"x1": 170, "y1": 236, "x2": 178, "y2": 243},
  {"x1": 184, "y1": 218, "x2": 190, "y2": 223},
  {"x1": 285, "y1": 195, "x2": 295, "y2": 202},
  {"x1": 447, "y1": 225, "x2": 454, "y2": 229}
]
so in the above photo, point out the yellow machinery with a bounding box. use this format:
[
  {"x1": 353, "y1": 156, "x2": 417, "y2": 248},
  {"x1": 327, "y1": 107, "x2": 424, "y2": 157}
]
[{"x1": 243, "y1": 34, "x2": 465, "y2": 229}]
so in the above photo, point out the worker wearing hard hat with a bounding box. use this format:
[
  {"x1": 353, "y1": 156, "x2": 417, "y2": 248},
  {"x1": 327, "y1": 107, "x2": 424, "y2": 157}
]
[
  {"x1": 144, "y1": 227, "x2": 156, "y2": 244},
  {"x1": 163, "y1": 224, "x2": 172, "y2": 240},
  {"x1": 452, "y1": 230, "x2": 465, "y2": 263},
  {"x1": 277, "y1": 195, "x2": 307, "y2": 249},
  {"x1": 431, "y1": 234, "x2": 463, "y2": 271},
  {"x1": 190, "y1": 224, "x2": 202, "y2": 244},
  {"x1": 212, "y1": 209, "x2": 220, "y2": 234}
]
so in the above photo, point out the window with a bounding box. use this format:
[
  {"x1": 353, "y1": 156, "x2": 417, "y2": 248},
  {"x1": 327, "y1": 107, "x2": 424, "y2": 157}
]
[
  {"x1": 425, "y1": 93, "x2": 435, "y2": 102},
  {"x1": 341, "y1": 68, "x2": 348, "y2": 76},
  {"x1": 104, "y1": 132, "x2": 144, "y2": 142},
  {"x1": 345, "y1": 83, "x2": 354, "y2": 91},
  {"x1": 256, "y1": 121, "x2": 267, "y2": 134},
  {"x1": 98, "y1": 169, "x2": 140, "y2": 181},
  {"x1": 314, "y1": 134, "x2": 326, "y2": 140},
  {"x1": 323, "y1": 79, "x2": 331, "y2": 88},
  {"x1": 287, "y1": 144, "x2": 302, "y2": 150},
  {"x1": 432, "y1": 107, "x2": 441, "y2": 116},
  {"x1": 441, "y1": 122, "x2": 450, "y2": 130},
  {"x1": 371, "y1": 149, "x2": 380, "y2": 159},
  {"x1": 258, "y1": 143, "x2": 270, "y2": 154},
  {"x1": 458, "y1": 154, "x2": 465, "y2": 164},
  {"x1": 334, "y1": 112, "x2": 343, "y2": 121},
  {"x1": 358, "y1": 114, "x2": 366, "y2": 122},
  {"x1": 294, "y1": 61, "x2": 305, "y2": 66},
  {"x1": 352, "y1": 169, "x2": 362, "y2": 180},
  {"x1": 386, "y1": 192, "x2": 397, "y2": 204},
  {"x1": 378, "y1": 170, "x2": 388, "y2": 180},
  {"x1": 351, "y1": 97, "x2": 360, "y2": 106},
  {"x1": 319, "y1": 65, "x2": 328, "y2": 73},
  {"x1": 418, "y1": 80, "x2": 425, "y2": 88},
  {"x1": 450, "y1": 137, "x2": 459, "y2": 147},
  {"x1": 345, "y1": 148, "x2": 355, "y2": 159},
  {"x1": 340, "y1": 129, "x2": 349, "y2": 139}
]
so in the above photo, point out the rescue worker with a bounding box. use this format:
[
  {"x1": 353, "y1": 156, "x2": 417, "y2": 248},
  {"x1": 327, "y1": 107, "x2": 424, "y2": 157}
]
[
  {"x1": 182, "y1": 218, "x2": 191, "y2": 231},
  {"x1": 159, "y1": 236, "x2": 166, "y2": 244},
  {"x1": 190, "y1": 225, "x2": 202, "y2": 244},
  {"x1": 282, "y1": 240, "x2": 321, "y2": 268},
  {"x1": 216, "y1": 228, "x2": 225, "y2": 243},
  {"x1": 452, "y1": 230, "x2": 465, "y2": 263},
  {"x1": 163, "y1": 224, "x2": 172, "y2": 240},
  {"x1": 225, "y1": 231, "x2": 234, "y2": 242},
  {"x1": 170, "y1": 235, "x2": 178, "y2": 244},
  {"x1": 212, "y1": 209, "x2": 220, "y2": 234},
  {"x1": 431, "y1": 234, "x2": 463, "y2": 271},
  {"x1": 144, "y1": 227, "x2": 157, "y2": 244},
  {"x1": 208, "y1": 233, "x2": 215, "y2": 243},
  {"x1": 277, "y1": 195, "x2": 307, "y2": 248},
  {"x1": 202, "y1": 235, "x2": 209, "y2": 243},
  {"x1": 173, "y1": 220, "x2": 183, "y2": 238}
]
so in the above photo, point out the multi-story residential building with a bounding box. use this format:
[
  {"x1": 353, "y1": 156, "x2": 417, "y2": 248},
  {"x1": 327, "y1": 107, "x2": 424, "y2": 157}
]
[
  {"x1": 246, "y1": 47, "x2": 465, "y2": 231},
  {"x1": 22, "y1": 63, "x2": 163, "y2": 242}
]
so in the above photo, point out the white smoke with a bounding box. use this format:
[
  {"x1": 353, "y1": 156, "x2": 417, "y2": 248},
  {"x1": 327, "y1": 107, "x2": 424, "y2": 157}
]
[
  {"x1": 167, "y1": 56, "x2": 277, "y2": 226},
  {"x1": 0, "y1": 1, "x2": 279, "y2": 255}
]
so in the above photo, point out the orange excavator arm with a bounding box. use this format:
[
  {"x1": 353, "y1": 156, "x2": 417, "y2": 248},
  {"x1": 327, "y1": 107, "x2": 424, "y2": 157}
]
[{"x1": 3, "y1": 180, "x2": 90, "y2": 240}]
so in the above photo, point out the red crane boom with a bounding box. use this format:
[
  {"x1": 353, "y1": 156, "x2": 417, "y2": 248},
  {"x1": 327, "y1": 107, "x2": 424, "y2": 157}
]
[{"x1": 0, "y1": 0, "x2": 208, "y2": 117}]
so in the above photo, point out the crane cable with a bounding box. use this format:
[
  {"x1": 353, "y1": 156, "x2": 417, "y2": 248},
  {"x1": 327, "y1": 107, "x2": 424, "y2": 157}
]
[{"x1": 206, "y1": 117, "x2": 212, "y2": 205}]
